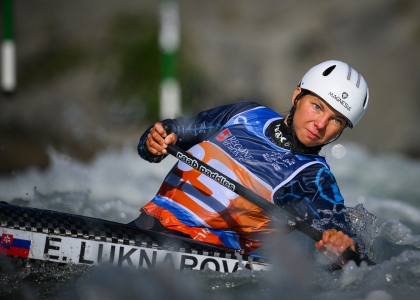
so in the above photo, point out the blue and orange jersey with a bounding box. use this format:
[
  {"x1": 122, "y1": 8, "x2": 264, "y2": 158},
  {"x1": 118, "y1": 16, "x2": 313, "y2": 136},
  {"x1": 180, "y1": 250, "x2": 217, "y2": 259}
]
[{"x1": 138, "y1": 102, "x2": 348, "y2": 252}]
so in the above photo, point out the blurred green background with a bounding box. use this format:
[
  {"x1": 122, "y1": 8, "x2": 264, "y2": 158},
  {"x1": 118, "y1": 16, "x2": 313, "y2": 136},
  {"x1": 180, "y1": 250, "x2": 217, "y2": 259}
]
[{"x1": 1, "y1": 0, "x2": 420, "y2": 174}]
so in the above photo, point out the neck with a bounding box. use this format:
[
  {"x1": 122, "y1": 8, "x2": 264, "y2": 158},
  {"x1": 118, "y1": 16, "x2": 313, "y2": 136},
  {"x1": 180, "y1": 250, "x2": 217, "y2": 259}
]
[{"x1": 269, "y1": 118, "x2": 322, "y2": 155}]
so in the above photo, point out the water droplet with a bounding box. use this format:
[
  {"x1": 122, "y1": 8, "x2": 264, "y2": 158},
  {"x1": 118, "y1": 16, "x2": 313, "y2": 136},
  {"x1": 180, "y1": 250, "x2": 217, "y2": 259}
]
[{"x1": 331, "y1": 144, "x2": 346, "y2": 159}]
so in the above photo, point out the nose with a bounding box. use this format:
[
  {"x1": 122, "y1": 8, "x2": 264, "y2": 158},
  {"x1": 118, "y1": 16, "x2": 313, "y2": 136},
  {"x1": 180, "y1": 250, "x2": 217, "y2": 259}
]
[{"x1": 314, "y1": 114, "x2": 328, "y2": 129}]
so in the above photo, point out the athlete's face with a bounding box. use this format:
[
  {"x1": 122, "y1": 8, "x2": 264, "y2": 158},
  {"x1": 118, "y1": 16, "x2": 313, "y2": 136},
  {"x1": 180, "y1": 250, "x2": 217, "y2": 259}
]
[{"x1": 291, "y1": 88, "x2": 348, "y2": 147}]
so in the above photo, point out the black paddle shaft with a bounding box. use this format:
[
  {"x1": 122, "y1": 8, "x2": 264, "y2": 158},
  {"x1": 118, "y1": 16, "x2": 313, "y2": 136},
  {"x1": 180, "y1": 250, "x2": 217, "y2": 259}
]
[{"x1": 156, "y1": 124, "x2": 375, "y2": 266}]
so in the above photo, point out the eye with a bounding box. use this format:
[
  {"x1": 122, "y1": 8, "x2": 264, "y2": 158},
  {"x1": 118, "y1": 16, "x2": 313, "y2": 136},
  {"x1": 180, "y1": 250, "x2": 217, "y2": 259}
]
[
  {"x1": 333, "y1": 118, "x2": 343, "y2": 125},
  {"x1": 313, "y1": 104, "x2": 321, "y2": 110}
]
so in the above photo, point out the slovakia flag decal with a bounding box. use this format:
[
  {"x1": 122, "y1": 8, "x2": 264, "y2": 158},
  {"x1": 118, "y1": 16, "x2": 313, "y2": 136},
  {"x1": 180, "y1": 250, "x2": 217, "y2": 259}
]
[{"x1": 0, "y1": 233, "x2": 31, "y2": 258}]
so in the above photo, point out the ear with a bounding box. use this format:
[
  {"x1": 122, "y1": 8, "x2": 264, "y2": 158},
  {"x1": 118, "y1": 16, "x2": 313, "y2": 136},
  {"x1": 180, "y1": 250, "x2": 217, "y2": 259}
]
[{"x1": 291, "y1": 87, "x2": 302, "y2": 105}]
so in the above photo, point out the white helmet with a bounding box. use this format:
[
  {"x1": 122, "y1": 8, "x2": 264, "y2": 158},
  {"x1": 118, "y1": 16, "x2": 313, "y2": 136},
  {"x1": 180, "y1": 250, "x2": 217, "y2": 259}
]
[{"x1": 299, "y1": 60, "x2": 369, "y2": 128}]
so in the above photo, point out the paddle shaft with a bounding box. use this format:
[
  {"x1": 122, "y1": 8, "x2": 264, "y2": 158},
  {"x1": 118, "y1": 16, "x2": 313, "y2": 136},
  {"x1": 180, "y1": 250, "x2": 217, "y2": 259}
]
[{"x1": 160, "y1": 134, "x2": 375, "y2": 265}]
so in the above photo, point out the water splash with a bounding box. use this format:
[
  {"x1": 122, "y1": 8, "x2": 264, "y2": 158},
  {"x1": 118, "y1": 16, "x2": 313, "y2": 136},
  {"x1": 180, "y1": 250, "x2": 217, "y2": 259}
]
[
  {"x1": 312, "y1": 204, "x2": 378, "y2": 256},
  {"x1": 344, "y1": 204, "x2": 379, "y2": 255},
  {"x1": 331, "y1": 144, "x2": 346, "y2": 159}
]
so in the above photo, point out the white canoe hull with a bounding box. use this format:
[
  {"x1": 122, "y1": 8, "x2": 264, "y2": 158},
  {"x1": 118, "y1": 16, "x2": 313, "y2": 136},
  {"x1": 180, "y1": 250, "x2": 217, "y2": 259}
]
[{"x1": 0, "y1": 203, "x2": 270, "y2": 273}]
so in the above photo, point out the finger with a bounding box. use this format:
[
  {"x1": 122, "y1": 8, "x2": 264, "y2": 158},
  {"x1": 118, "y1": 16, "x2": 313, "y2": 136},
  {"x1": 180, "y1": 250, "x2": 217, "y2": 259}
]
[
  {"x1": 146, "y1": 139, "x2": 162, "y2": 155},
  {"x1": 317, "y1": 230, "x2": 334, "y2": 250},
  {"x1": 322, "y1": 229, "x2": 337, "y2": 243},
  {"x1": 326, "y1": 231, "x2": 344, "y2": 254},
  {"x1": 153, "y1": 122, "x2": 168, "y2": 138},
  {"x1": 331, "y1": 233, "x2": 351, "y2": 248},
  {"x1": 323, "y1": 230, "x2": 338, "y2": 252},
  {"x1": 165, "y1": 133, "x2": 178, "y2": 145},
  {"x1": 337, "y1": 238, "x2": 355, "y2": 254},
  {"x1": 150, "y1": 129, "x2": 170, "y2": 152},
  {"x1": 321, "y1": 230, "x2": 332, "y2": 244},
  {"x1": 332, "y1": 234, "x2": 355, "y2": 255},
  {"x1": 147, "y1": 133, "x2": 166, "y2": 154},
  {"x1": 330, "y1": 231, "x2": 345, "y2": 247},
  {"x1": 315, "y1": 240, "x2": 324, "y2": 249},
  {"x1": 150, "y1": 127, "x2": 165, "y2": 144}
]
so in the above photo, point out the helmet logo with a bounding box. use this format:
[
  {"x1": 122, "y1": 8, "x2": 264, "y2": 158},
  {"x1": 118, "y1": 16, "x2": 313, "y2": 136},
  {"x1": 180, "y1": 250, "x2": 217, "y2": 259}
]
[
  {"x1": 342, "y1": 92, "x2": 348, "y2": 99},
  {"x1": 328, "y1": 91, "x2": 352, "y2": 111}
]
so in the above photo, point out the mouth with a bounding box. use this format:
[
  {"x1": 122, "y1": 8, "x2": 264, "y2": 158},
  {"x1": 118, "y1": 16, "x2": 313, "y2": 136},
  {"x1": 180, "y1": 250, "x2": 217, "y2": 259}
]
[{"x1": 306, "y1": 129, "x2": 319, "y2": 140}]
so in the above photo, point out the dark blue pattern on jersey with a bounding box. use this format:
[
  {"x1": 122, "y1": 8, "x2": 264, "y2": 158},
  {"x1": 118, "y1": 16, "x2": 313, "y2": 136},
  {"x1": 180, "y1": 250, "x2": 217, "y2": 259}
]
[{"x1": 138, "y1": 102, "x2": 354, "y2": 239}]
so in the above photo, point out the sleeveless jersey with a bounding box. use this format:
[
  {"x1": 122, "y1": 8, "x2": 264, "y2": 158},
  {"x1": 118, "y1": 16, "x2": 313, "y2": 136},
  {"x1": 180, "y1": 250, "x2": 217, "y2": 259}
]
[{"x1": 142, "y1": 106, "x2": 329, "y2": 252}]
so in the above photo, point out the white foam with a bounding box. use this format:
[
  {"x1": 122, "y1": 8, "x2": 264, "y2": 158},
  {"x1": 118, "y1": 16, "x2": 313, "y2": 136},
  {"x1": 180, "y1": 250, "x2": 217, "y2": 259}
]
[
  {"x1": 0, "y1": 146, "x2": 177, "y2": 207},
  {"x1": 1, "y1": 143, "x2": 420, "y2": 230}
]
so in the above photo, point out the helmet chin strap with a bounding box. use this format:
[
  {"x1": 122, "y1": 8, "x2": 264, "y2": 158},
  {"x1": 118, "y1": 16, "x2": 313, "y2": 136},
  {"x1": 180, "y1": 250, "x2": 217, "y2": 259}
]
[
  {"x1": 286, "y1": 90, "x2": 346, "y2": 150},
  {"x1": 322, "y1": 128, "x2": 345, "y2": 146}
]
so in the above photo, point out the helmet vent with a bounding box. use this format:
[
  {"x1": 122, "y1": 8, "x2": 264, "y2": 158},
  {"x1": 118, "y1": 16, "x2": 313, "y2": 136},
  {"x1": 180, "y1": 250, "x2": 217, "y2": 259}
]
[
  {"x1": 322, "y1": 65, "x2": 336, "y2": 76},
  {"x1": 363, "y1": 94, "x2": 368, "y2": 109}
]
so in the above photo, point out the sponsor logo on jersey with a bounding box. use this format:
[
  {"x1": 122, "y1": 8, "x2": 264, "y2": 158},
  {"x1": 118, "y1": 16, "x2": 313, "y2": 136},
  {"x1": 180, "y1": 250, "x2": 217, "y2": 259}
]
[
  {"x1": 263, "y1": 152, "x2": 295, "y2": 171},
  {"x1": 215, "y1": 129, "x2": 253, "y2": 162},
  {"x1": 274, "y1": 124, "x2": 291, "y2": 148},
  {"x1": 221, "y1": 136, "x2": 253, "y2": 162},
  {"x1": 176, "y1": 151, "x2": 236, "y2": 191},
  {"x1": 216, "y1": 129, "x2": 232, "y2": 142}
]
